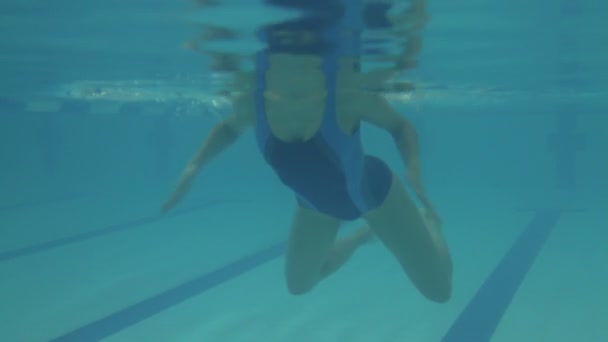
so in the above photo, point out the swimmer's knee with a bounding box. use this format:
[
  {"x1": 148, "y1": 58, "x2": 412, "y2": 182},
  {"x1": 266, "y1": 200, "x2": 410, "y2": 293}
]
[
  {"x1": 285, "y1": 269, "x2": 319, "y2": 295},
  {"x1": 286, "y1": 278, "x2": 316, "y2": 296},
  {"x1": 421, "y1": 278, "x2": 452, "y2": 303},
  {"x1": 416, "y1": 261, "x2": 453, "y2": 303}
]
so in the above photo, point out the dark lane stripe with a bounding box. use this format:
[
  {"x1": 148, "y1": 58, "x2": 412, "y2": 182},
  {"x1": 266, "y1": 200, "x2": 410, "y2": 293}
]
[
  {"x1": 0, "y1": 193, "x2": 88, "y2": 213},
  {"x1": 0, "y1": 199, "x2": 232, "y2": 262},
  {"x1": 50, "y1": 241, "x2": 286, "y2": 342},
  {"x1": 442, "y1": 209, "x2": 562, "y2": 342}
]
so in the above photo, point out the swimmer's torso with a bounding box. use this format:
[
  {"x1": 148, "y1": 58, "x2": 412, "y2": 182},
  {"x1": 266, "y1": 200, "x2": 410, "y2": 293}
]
[
  {"x1": 244, "y1": 54, "x2": 392, "y2": 221},
  {"x1": 261, "y1": 90, "x2": 360, "y2": 141},
  {"x1": 247, "y1": 55, "x2": 362, "y2": 140}
]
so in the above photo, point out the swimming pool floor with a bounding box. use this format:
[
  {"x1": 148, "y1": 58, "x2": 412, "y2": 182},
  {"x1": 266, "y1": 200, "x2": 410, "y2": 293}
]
[{"x1": 0, "y1": 193, "x2": 605, "y2": 342}]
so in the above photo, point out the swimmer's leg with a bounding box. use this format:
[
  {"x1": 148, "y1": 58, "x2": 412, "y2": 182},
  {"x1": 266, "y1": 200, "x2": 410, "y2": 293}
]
[
  {"x1": 320, "y1": 224, "x2": 375, "y2": 278},
  {"x1": 285, "y1": 205, "x2": 371, "y2": 295},
  {"x1": 363, "y1": 173, "x2": 453, "y2": 303}
]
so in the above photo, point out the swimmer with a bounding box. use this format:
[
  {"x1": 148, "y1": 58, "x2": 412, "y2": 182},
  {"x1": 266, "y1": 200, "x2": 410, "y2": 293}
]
[{"x1": 163, "y1": 3, "x2": 452, "y2": 303}]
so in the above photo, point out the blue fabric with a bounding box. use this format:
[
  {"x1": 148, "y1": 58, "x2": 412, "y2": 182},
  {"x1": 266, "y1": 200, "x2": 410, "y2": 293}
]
[
  {"x1": 252, "y1": 0, "x2": 392, "y2": 220},
  {"x1": 253, "y1": 51, "x2": 392, "y2": 220}
]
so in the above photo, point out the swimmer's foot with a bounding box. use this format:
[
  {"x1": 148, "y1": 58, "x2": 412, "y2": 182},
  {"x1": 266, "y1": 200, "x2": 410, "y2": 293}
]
[{"x1": 320, "y1": 225, "x2": 375, "y2": 279}]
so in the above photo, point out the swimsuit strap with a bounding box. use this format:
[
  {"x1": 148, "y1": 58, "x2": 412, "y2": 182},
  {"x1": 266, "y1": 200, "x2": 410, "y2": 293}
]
[
  {"x1": 319, "y1": 0, "x2": 363, "y2": 137},
  {"x1": 315, "y1": 0, "x2": 369, "y2": 213},
  {"x1": 254, "y1": 50, "x2": 270, "y2": 148},
  {"x1": 317, "y1": 0, "x2": 364, "y2": 151}
]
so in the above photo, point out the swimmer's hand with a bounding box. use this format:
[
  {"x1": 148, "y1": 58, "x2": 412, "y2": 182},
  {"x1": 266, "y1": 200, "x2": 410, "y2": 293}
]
[
  {"x1": 161, "y1": 167, "x2": 196, "y2": 214},
  {"x1": 161, "y1": 196, "x2": 179, "y2": 214},
  {"x1": 161, "y1": 116, "x2": 246, "y2": 214},
  {"x1": 161, "y1": 189, "x2": 185, "y2": 214}
]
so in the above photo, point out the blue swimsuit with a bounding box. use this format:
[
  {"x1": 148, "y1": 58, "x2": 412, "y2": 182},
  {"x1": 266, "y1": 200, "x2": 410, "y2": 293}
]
[
  {"x1": 253, "y1": 52, "x2": 393, "y2": 221},
  {"x1": 251, "y1": 0, "x2": 396, "y2": 220}
]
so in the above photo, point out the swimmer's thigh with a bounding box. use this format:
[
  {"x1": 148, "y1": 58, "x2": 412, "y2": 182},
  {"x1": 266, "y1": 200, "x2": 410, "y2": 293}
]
[{"x1": 363, "y1": 173, "x2": 453, "y2": 303}]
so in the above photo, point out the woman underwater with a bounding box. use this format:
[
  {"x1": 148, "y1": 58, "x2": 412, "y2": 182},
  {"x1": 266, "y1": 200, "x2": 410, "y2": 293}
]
[{"x1": 162, "y1": 0, "x2": 453, "y2": 303}]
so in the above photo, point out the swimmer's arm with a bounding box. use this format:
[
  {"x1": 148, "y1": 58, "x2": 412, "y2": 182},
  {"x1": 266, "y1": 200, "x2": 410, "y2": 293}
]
[
  {"x1": 358, "y1": 94, "x2": 421, "y2": 182},
  {"x1": 162, "y1": 95, "x2": 254, "y2": 212},
  {"x1": 358, "y1": 94, "x2": 441, "y2": 223},
  {"x1": 357, "y1": 94, "x2": 431, "y2": 203}
]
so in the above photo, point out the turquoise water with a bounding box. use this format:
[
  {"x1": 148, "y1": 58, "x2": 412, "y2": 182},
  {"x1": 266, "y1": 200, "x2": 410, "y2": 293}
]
[{"x1": 1, "y1": 1, "x2": 607, "y2": 341}]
